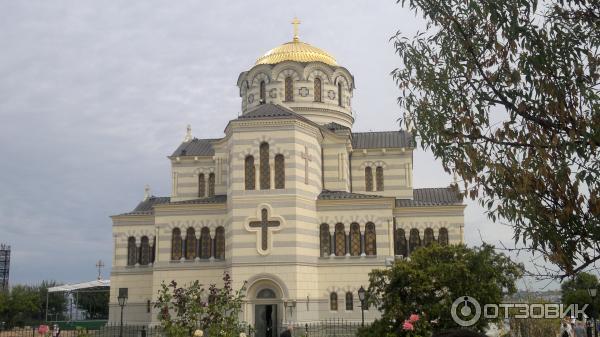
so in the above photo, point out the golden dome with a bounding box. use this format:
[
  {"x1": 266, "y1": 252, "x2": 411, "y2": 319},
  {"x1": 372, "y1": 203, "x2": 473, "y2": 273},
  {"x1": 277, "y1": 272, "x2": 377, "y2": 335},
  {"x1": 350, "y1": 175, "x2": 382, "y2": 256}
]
[{"x1": 255, "y1": 39, "x2": 338, "y2": 66}]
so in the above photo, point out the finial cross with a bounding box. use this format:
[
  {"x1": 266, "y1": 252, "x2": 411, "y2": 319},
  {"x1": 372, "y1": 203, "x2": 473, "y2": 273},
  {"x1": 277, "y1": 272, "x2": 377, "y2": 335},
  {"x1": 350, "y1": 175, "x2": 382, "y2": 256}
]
[
  {"x1": 96, "y1": 259, "x2": 105, "y2": 280},
  {"x1": 291, "y1": 17, "x2": 301, "y2": 41},
  {"x1": 249, "y1": 208, "x2": 280, "y2": 251}
]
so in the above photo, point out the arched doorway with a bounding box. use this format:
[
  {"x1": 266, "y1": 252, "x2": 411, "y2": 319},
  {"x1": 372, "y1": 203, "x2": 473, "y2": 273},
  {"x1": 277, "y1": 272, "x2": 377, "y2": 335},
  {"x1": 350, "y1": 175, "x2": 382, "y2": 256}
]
[{"x1": 246, "y1": 276, "x2": 288, "y2": 337}]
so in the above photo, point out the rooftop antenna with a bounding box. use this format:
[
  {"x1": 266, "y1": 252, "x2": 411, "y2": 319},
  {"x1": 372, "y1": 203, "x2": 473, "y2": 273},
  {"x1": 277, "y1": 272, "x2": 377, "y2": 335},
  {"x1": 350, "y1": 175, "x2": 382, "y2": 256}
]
[
  {"x1": 183, "y1": 124, "x2": 193, "y2": 142},
  {"x1": 95, "y1": 260, "x2": 105, "y2": 280}
]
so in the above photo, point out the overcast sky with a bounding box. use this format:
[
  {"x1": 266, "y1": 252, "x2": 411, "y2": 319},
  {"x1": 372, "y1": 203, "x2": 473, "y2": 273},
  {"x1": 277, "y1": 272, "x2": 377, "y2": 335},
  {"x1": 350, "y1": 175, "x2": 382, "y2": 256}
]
[{"x1": 0, "y1": 1, "x2": 562, "y2": 290}]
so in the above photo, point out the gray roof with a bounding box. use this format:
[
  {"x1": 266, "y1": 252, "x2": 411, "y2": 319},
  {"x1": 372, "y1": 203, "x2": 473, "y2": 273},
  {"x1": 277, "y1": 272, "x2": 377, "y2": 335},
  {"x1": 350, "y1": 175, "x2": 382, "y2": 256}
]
[
  {"x1": 318, "y1": 190, "x2": 385, "y2": 200},
  {"x1": 238, "y1": 103, "x2": 298, "y2": 119},
  {"x1": 395, "y1": 187, "x2": 463, "y2": 207},
  {"x1": 171, "y1": 138, "x2": 217, "y2": 157},
  {"x1": 120, "y1": 195, "x2": 226, "y2": 215},
  {"x1": 351, "y1": 131, "x2": 414, "y2": 149},
  {"x1": 324, "y1": 122, "x2": 350, "y2": 131}
]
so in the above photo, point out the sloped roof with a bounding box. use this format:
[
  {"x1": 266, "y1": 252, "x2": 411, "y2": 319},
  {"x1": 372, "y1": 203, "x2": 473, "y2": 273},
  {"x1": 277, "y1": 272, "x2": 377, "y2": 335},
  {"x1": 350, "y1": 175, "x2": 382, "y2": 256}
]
[
  {"x1": 351, "y1": 131, "x2": 414, "y2": 149},
  {"x1": 238, "y1": 103, "x2": 298, "y2": 119},
  {"x1": 324, "y1": 122, "x2": 350, "y2": 131},
  {"x1": 48, "y1": 279, "x2": 110, "y2": 293},
  {"x1": 171, "y1": 138, "x2": 217, "y2": 157},
  {"x1": 318, "y1": 190, "x2": 385, "y2": 200},
  {"x1": 395, "y1": 187, "x2": 463, "y2": 207},
  {"x1": 119, "y1": 195, "x2": 227, "y2": 215}
]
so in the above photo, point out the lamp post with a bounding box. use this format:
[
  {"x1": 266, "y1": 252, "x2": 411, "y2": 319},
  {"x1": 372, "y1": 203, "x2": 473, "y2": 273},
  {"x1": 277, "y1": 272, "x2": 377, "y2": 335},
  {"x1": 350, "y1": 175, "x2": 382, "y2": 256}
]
[
  {"x1": 588, "y1": 288, "x2": 598, "y2": 337},
  {"x1": 358, "y1": 286, "x2": 366, "y2": 327},
  {"x1": 118, "y1": 288, "x2": 128, "y2": 337}
]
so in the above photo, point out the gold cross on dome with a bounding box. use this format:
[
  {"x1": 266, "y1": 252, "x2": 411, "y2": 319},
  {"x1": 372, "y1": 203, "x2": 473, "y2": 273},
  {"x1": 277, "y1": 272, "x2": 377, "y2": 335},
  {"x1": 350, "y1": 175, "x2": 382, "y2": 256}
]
[{"x1": 291, "y1": 17, "x2": 301, "y2": 41}]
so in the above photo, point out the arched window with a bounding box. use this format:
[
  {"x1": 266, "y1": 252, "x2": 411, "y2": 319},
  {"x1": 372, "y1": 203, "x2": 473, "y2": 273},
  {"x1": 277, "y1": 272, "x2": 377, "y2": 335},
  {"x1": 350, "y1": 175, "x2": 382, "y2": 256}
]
[
  {"x1": 127, "y1": 237, "x2": 137, "y2": 266},
  {"x1": 140, "y1": 236, "x2": 150, "y2": 265},
  {"x1": 395, "y1": 228, "x2": 408, "y2": 257},
  {"x1": 439, "y1": 227, "x2": 449, "y2": 246},
  {"x1": 245, "y1": 156, "x2": 255, "y2": 190},
  {"x1": 365, "y1": 167, "x2": 373, "y2": 192},
  {"x1": 330, "y1": 292, "x2": 338, "y2": 311},
  {"x1": 314, "y1": 78, "x2": 322, "y2": 102},
  {"x1": 365, "y1": 222, "x2": 377, "y2": 256},
  {"x1": 274, "y1": 154, "x2": 285, "y2": 189},
  {"x1": 215, "y1": 226, "x2": 225, "y2": 259},
  {"x1": 349, "y1": 223, "x2": 361, "y2": 256},
  {"x1": 259, "y1": 80, "x2": 266, "y2": 103},
  {"x1": 198, "y1": 173, "x2": 206, "y2": 197},
  {"x1": 376, "y1": 166, "x2": 384, "y2": 191},
  {"x1": 171, "y1": 228, "x2": 182, "y2": 260},
  {"x1": 257, "y1": 288, "x2": 276, "y2": 299},
  {"x1": 208, "y1": 173, "x2": 215, "y2": 197},
  {"x1": 424, "y1": 228, "x2": 435, "y2": 247},
  {"x1": 285, "y1": 77, "x2": 293, "y2": 101},
  {"x1": 345, "y1": 292, "x2": 354, "y2": 311},
  {"x1": 185, "y1": 227, "x2": 197, "y2": 260},
  {"x1": 152, "y1": 237, "x2": 156, "y2": 263},
  {"x1": 337, "y1": 81, "x2": 343, "y2": 106},
  {"x1": 335, "y1": 223, "x2": 346, "y2": 256},
  {"x1": 200, "y1": 227, "x2": 211, "y2": 259},
  {"x1": 409, "y1": 228, "x2": 421, "y2": 255},
  {"x1": 320, "y1": 223, "x2": 331, "y2": 257},
  {"x1": 259, "y1": 142, "x2": 270, "y2": 190}
]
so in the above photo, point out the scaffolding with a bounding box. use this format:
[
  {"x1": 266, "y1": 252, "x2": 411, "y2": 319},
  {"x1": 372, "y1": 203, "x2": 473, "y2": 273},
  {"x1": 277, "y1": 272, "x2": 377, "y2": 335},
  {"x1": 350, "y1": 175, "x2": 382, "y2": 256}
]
[{"x1": 0, "y1": 244, "x2": 9, "y2": 292}]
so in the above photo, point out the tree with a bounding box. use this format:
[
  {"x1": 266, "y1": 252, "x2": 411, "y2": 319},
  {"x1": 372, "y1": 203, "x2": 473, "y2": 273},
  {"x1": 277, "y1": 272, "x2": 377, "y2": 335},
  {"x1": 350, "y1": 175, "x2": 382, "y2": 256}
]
[
  {"x1": 0, "y1": 281, "x2": 67, "y2": 327},
  {"x1": 154, "y1": 273, "x2": 249, "y2": 337},
  {"x1": 75, "y1": 292, "x2": 109, "y2": 320},
  {"x1": 393, "y1": 0, "x2": 599, "y2": 278},
  {"x1": 561, "y1": 272, "x2": 599, "y2": 319},
  {"x1": 358, "y1": 244, "x2": 524, "y2": 336}
]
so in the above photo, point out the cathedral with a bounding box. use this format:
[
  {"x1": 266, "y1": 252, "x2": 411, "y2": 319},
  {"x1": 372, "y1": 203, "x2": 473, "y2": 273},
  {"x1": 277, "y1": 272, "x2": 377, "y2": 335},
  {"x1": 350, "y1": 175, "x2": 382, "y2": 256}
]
[{"x1": 108, "y1": 21, "x2": 466, "y2": 335}]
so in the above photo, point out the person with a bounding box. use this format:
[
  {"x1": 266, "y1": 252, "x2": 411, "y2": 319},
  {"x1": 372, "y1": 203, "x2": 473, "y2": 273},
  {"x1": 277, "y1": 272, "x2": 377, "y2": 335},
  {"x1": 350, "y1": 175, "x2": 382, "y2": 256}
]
[
  {"x1": 573, "y1": 320, "x2": 585, "y2": 337},
  {"x1": 279, "y1": 324, "x2": 293, "y2": 337},
  {"x1": 560, "y1": 318, "x2": 573, "y2": 337},
  {"x1": 52, "y1": 324, "x2": 60, "y2": 337},
  {"x1": 431, "y1": 329, "x2": 487, "y2": 337}
]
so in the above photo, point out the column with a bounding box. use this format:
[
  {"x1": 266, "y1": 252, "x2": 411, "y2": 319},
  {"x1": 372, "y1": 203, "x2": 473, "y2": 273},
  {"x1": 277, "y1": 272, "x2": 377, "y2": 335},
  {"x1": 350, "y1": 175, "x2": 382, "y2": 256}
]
[
  {"x1": 270, "y1": 161, "x2": 275, "y2": 189},
  {"x1": 255, "y1": 163, "x2": 260, "y2": 190}
]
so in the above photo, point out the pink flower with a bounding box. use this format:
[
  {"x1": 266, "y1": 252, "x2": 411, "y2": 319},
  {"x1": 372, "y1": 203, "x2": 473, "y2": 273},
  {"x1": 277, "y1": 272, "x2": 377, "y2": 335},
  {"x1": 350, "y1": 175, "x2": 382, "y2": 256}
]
[
  {"x1": 402, "y1": 320, "x2": 414, "y2": 331},
  {"x1": 38, "y1": 325, "x2": 49, "y2": 335},
  {"x1": 409, "y1": 314, "x2": 420, "y2": 323}
]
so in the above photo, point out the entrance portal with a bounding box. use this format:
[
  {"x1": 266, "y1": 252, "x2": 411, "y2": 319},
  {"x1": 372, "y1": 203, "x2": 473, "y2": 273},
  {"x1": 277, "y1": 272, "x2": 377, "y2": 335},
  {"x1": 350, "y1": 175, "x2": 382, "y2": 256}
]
[{"x1": 254, "y1": 304, "x2": 277, "y2": 337}]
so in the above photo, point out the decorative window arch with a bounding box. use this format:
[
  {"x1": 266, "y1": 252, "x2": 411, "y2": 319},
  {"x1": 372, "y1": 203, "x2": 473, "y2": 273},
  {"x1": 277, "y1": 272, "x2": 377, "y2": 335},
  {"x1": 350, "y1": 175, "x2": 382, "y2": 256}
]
[
  {"x1": 208, "y1": 173, "x2": 215, "y2": 197},
  {"x1": 127, "y1": 237, "x2": 137, "y2": 266},
  {"x1": 365, "y1": 167, "x2": 373, "y2": 192},
  {"x1": 330, "y1": 292, "x2": 338, "y2": 311},
  {"x1": 245, "y1": 156, "x2": 255, "y2": 190},
  {"x1": 259, "y1": 80, "x2": 266, "y2": 103},
  {"x1": 409, "y1": 228, "x2": 421, "y2": 255},
  {"x1": 314, "y1": 77, "x2": 322, "y2": 102},
  {"x1": 345, "y1": 292, "x2": 354, "y2": 311},
  {"x1": 185, "y1": 227, "x2": 197, "y2": 260},
  {"x1": 335, "y1": 223, "x2": 346, "y2": 256},
  {"x1": 320, "y1": 223, "x2": 331, "y2": 257},
  {"x1": 215, "y1": 226, "x2": 225, "y2": 259},
  {"x1": 439, "y1": 227, "x2": 449, "y2": 246},
  {"x1": 424, "y1": 228, "x2": 435, "y2": 247},
  {"x1": 365, "y1": 222, "x2": 377, "y2": 256},
  {"x1": 200, "y1": 227, "x2": 211, "y2": 259},
  {"x1": 257, "y1": 288, "x2": 276, "y2": 299},
  {"x1": 284, "y1": 77, "x2": 294, "y2": 101},
  {"x1": 171, "y1": 228, "x2": 182, "y2": 260},
  {"x1": 395, "y1": 228, "x2": 408, "y2": 257},
  {"x1": 274, "y1": 154, "x2": 285, "y2": 189},
  {"x1": 140, "y1": 236, "x2": 150, "y2": 265},
  {"x1": 376, "y1": 166, "x2": 384, "y2": 191},
  {"x1": 259, "y1": 142, "x2": 270, "y2": 190},
  {"x1": 337, "y1": 81, "x2": 343, "y2": 106},
  {"x1": 349, "y1": 223, "x2": 361, "y2": 256},
  {"x1": 198, "y1": 173, "x2": 206, "y2": 197}
]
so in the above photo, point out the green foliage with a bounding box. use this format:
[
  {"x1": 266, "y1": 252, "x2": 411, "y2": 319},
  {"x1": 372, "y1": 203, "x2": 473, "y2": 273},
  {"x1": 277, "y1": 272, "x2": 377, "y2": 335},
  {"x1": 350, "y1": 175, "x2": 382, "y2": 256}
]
[
  {"x1": 75, "y1": 292, "x2": 109, "y2": 320},
  {"x1": 561, "y1": 272, "x2": 599, "y2": 318},
  {"x1": 357, "y1": 244, "x2": 524, "y2": 336},
  {"x1": 154, "y1": 272, "x2": 248, "y2": 337},
  {"x1": 0, "y1": 281, "x2": 67, "y2": 327},
  {"x1": 75, "y1": 327, "x2": 91, "y2": 337},
  {"x1": 393, "y1": 0, "x2": 600, "y2": 277}
]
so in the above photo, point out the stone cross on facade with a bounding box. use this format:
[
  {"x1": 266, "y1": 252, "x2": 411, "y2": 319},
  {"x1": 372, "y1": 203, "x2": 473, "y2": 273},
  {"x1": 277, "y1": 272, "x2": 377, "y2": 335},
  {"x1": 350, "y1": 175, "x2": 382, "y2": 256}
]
[
  {"x1": 300, "y1": 145, "x2": 312, "y2": 184},
  {"x1": 249, "y1": 208, "x2": 280, "y2": 251}
]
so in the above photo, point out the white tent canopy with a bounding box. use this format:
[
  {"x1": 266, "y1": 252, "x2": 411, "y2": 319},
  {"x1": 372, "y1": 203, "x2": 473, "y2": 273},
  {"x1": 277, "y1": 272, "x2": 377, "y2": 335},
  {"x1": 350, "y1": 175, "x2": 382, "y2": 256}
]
[{"x1": 48, "y1": 279, "x2": 110, "y2": 293}]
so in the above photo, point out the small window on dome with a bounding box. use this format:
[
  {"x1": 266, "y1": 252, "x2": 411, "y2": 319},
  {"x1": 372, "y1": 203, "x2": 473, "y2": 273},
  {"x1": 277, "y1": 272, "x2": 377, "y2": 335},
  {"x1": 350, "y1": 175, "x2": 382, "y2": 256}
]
[
  {"x1": 337, "y1": 81, "x2": 343, "y2": 107},
  {"x1": 314, "y1": 78, "x2": 322, "y2": 102},
  {"x1": 259, "y1": 80, "x2": 266, "y2": 103},
  {"x1": 285, "y1": 77, "x2": 294, "y2": 102}
]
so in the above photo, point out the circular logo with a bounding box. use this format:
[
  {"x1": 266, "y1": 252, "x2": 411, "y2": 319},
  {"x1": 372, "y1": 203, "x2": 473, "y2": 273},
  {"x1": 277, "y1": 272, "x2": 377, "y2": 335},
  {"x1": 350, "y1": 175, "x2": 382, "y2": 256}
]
[{"x1": 451, "y1": 296, "x2": 481, "y2": 327}]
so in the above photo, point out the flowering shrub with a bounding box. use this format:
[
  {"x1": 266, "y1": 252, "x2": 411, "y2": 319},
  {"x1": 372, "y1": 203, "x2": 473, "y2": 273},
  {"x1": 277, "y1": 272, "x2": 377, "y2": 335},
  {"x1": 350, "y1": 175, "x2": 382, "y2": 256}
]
[
  {"x1": 398, "y1": 314, "x2": 430, "y2": 337},
  {"x1": 38, "y1": 325, "x2": 49, "y2": 335},
  {"x1": 155, "y1": 273, "x2": 250, "y2": 337}
]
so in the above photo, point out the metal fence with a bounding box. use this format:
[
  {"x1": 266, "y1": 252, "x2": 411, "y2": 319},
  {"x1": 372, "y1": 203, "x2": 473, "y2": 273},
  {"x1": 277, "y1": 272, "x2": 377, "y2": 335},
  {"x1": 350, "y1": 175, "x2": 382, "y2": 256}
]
[{"x1": 0, "y1": 320, "x2": 366, "y2": 337}]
